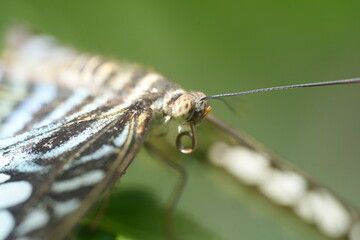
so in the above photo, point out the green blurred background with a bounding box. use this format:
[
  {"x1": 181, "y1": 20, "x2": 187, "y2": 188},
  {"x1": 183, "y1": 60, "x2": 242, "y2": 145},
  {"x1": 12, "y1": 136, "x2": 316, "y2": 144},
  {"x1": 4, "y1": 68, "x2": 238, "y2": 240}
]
[{"x1": 0, "y1": 1, "x2": 359, "y2": 240}]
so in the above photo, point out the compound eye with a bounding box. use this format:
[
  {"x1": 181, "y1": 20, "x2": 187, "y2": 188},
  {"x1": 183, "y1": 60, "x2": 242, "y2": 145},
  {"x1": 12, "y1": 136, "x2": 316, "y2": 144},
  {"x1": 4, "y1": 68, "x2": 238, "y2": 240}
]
[{"x1": 172, "y1": 95, "x2": 195, "y2": 120}]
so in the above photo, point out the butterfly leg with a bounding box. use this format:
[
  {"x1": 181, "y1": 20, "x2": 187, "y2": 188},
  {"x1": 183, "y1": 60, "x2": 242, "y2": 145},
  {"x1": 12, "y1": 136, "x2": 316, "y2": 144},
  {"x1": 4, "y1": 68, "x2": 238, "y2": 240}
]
[{"x1": 145, "y1": 143, "x2": 187, "y2": 240}]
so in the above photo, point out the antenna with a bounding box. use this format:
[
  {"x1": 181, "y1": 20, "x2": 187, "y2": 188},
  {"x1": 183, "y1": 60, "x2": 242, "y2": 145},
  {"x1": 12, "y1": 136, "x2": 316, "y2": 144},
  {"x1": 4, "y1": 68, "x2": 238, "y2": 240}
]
[{"x1": 201, "y1": 78, "x2": 360, "y2": 101}]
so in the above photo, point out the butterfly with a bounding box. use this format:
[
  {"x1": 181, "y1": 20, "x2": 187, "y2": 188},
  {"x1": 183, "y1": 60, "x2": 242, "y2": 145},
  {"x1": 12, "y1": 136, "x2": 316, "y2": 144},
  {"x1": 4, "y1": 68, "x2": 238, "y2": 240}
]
[{"x1": 0, "y1": 26, "x2": 359, "y2": 240}]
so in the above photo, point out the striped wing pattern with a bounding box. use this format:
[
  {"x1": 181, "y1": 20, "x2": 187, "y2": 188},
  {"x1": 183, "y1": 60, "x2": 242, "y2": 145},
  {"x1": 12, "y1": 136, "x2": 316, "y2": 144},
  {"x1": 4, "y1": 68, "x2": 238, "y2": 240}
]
[
  {"x1": 0, "y1": 80, "x2": 152, "y2": 239},
  {"x1": 0, "y1": 27, "x2": 179, "y2": 240}
]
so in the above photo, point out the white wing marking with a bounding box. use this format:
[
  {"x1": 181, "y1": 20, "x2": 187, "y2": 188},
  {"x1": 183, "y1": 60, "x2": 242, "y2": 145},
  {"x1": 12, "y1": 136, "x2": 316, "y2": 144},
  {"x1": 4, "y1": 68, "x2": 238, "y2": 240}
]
[
  {"x1": 0, "y1": 181, "x2": 32, "y2": 208},
  {"x1": 51, "y1": 198, "x2": 81, "y2": 218},
  {"x1": 0, "y1": 84, "x2": 57, "y2": 138},
  {"x1": 50, "y1": 170, "x2": 105, "y2": 194},
  {"x1": 113, "y1": 124, "x2": 130, "y2": 147},
  {"x1": 0, "y1": 210, "x2": 15, "y2": 240},
  {"x1": 15, "y1": 207, "x2": 49, "y2": 236}
]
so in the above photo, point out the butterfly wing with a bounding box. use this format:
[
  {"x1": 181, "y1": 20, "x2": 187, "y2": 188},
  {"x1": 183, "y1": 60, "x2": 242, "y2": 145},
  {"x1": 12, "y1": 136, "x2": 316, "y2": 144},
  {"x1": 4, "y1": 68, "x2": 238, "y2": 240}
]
[
  {"x1": 0, "y1": 80, "x2": 152, "y2": 240},
  {"x1": 0, "y1": 25, "x2": 185, "y2": 240},
  {"x1": 200, "y1": 115, "x2": 360, "y2": 239}
]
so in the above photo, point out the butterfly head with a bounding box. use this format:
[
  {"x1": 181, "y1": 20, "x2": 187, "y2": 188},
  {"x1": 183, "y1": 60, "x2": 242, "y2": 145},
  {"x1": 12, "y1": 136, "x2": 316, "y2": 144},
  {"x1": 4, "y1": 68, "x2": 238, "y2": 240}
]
[
  {"x1": 171, "y1": 91, "x2": 211, "y2": 154},
  {"x1": 172, "y1": 91, "x2": 211, "y2": 124}
]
